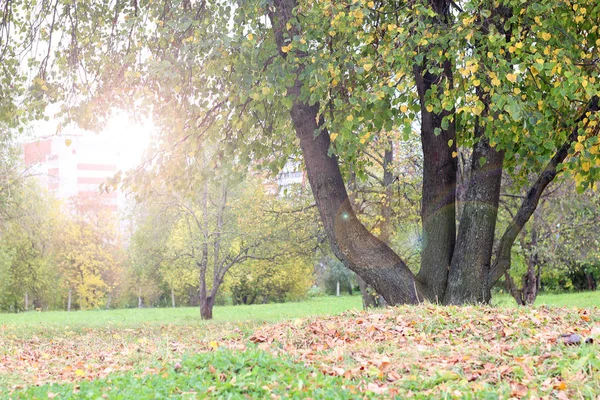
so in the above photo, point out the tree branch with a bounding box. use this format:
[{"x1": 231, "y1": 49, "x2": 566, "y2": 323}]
[{"x1": 488, "y1": 96, "x2": 599, "y2": 288}]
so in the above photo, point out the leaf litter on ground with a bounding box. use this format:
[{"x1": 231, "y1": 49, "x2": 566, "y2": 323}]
[{"x1": 2, "y1": 304, "x2": 600, "y2": 398}]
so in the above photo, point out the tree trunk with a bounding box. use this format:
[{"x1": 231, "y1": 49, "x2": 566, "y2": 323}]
[
  {"x1": 106, "y1": 294, "x2": 112, "y2": 310},
  {"x1": 25, "y1": 291, "x2": 29, "y2": 311},
  {"x1": 336, "y1": 280, "x2": 340, "y2": 297},
  {"x1": 270, "y1": 0, "x2": 425, "y2": 305},
  {"x1": 413, "y1": 58, "x2": 457, "y2": 302},
  {"x1": 171, "y1": 288, "x2": 176, "y2": 308},
  {"x1": 67, "y1": 288, "x2": 72, "y2": 312},
  {"x1": 357, "y1": 276, "x2": 376, "y2": 308},
  {"x1": 199, "y1": 283, "x2": 214, "y2": 320},
  {"x1": 521, "y1": 223, "x2": 540, "y2": 305},
  {"x1": 586, "y1": 272, "x2": 596, "y2": 291},
  {"x1": 200, "y1": 297, "x2": 214, "y2": 320},
  {"x1": 137, "y1": 287, "x2": 142, "y2": 308},
  {"x1": 445, "y1": 133, "x2": 504, "y2": 304}
]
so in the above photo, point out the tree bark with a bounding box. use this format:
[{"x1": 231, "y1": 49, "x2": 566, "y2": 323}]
[
  {"x1": 171, "y1": 288, "x2": 176, "y2": 308},
  {"x1": 445, "y1": 133, "x2": 504, "y2": 304},
  {"x1": 199, "y1": 282, "x2": 214, "y2": 320},
  {"x1": 413, "y1": 60, "x2": 457, "y2": 303},
  {"x1": 271, "y1": 0, "x2": 425, "y2": 305},
  {"x1": 357, "y1": 276, "x2": 376, "y2": 308}
]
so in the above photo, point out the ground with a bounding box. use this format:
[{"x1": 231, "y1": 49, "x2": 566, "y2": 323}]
[{"x1": 1, "y1": 294, "x2": 599, "y2": 399}]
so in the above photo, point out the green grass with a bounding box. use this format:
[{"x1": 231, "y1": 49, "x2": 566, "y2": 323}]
[
  {"x1": 0, "y1": 295, "x2": 362, "y2": 330},
  {"x1": 15, "y1": 349, "x2": 368, "y2": 399},
  {"x1": 491, "y1": 290, "x2": 600, "y2": 308}
]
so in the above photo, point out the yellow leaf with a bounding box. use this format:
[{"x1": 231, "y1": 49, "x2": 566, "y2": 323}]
[
  {"x1": 574, "y1": 142, "x2": 584, "y2": 153},
  {"x1": 578, "y1": 135, "x2": 586, "y2": 142},
  {"x1": 491, "y1": 77, "x2": 501, "y2": 86},
  {"x1": 363, "y1": 63, "x2": 373, "y2": 72},
  {"x1": 75, "y1": 369, "x2": 85, "y2": 377},
  {"x1": 367, "y1": 1, "x2": 374, "y2": 7},
  {"x1": 400, "y1": 105, "x2": 408, "y2": 113},
  {"x1": 506, "y1": 73, "x2": 517, "y2": 83},
  {"x1": 281, "y1": 44, "x2": 292, "y2": 53},
  {"x1": 452, "y1": 151, "x2": 458, "y2": 158},
  {"x1": 426, "y1": 104, "x2": 433, "y2": 113},
  {"x1": 473, "y1": 79, "x2": 481, "y2": 86},
  {"x1": 247, "y1": 33, "x2": 253, "y2": 41},
  {"x1": 346, "y1": 115, "x2": 354, "y2": 122},
  {"x1": 261, "y1": 87, "x2": 270, "y2": 95},
  {"x1": 541, "y1": 32, "x2": 552, "y2": 41},
  {"x1": 330, "y1": 133, "x2": 338, "y2": 142},
  {"x1": 555, "y1": 381, "x2": 567, "y2": 391},
  {"x1": 582, "y1": 161, "x2": 591, "y2": 172}
]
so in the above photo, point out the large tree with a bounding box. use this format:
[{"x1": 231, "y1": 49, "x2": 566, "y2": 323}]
[{"x1": 8, "y1": 0, "x2": 600, "y2": 305}]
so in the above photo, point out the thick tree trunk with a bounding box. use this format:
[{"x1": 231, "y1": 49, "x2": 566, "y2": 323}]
[
  {"x1": 413, "y1": 61, "x2": 457, "y2": 303},
  {"x1": 445, "y1": 133, "x2": 504, "y2": 304},
  {"x1": 271, "y1": 0, "x2": 425, "y2": 305}
]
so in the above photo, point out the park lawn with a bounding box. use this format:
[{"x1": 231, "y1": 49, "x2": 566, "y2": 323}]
[
  {"x1": 1, "y1": 294, "x2": 600, "y2": 398},
  {"x1": 0, "y1": 296, "x2": 363, "y2": 332}
]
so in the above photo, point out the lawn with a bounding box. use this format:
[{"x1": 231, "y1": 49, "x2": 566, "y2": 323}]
[
  {"x1": 0, "y1": 296, "x2": 362, "y2": 331},
  {"x1": 2, "y1": 293, "x2": 599, "y2": 399}
]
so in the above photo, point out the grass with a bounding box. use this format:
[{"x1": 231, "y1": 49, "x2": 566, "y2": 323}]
[
  {"x1": 0, "y1": 295, "x2": 362, "y2": 331},
  {"x1": 2, "y1": 293, "x2": 600, "y2": 399},
  {"x1": 16, "y1": 349, "x2": 368, "y2": 400},
  {"x1": 492, "y1": 290, "x2": 600, "y2": 308}
]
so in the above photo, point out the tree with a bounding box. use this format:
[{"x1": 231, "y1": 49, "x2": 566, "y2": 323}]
[
  {"x1": 11, "y1": 0, "x2": 599, "y2": 306},
  {"x1": 54, "y1": 198, "x2": 123, "y2": 311}
]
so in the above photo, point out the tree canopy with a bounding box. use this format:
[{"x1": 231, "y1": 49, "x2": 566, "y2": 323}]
[{"x1": 2, "y1": 0, "x2": 599, "y2": 306}]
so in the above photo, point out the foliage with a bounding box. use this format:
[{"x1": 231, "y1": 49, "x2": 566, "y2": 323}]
[
  {"x1": 54, "y1": 204, "x2": 124, "y2": 310},
  {"x1": 0, "y1": 182, "x2": 61, "y2": 312},
  {"x1": 228, "y1": 256, "x2": 314, "y2": 305},
  {"x1": 501, "y1": 184, "x2": 600, "y2": 295}
]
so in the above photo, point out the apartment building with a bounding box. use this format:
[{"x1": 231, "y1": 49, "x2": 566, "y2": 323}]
[{"x1": 23, "y1": 134, "x2": 121, "y2": 214}]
